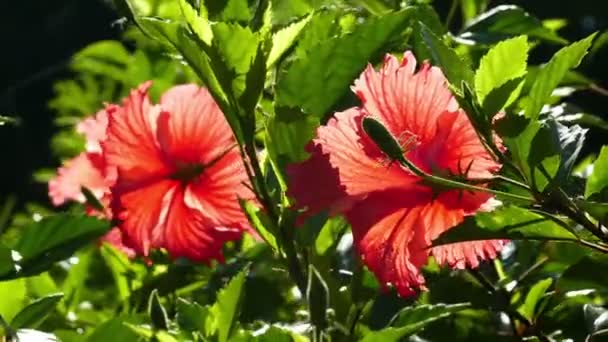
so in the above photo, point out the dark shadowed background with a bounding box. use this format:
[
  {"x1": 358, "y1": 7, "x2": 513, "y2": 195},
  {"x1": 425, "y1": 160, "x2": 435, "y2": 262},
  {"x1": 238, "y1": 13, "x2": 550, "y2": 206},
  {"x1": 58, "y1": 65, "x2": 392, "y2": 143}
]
[{"x1": 0, "y1": 0, "x2": 606, "y2": 209}]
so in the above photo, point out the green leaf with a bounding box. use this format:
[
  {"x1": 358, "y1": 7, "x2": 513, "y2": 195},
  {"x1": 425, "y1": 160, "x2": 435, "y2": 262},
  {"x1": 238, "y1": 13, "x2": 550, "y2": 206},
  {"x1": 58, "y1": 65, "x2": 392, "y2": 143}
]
[
  {"x1": 148, "y1": 290, "x2": 169, "y2": 331},
  {"x1": 267, "y1": 15, "x2": 311, "y2": 68},
  {"x1": 433, "y1": 205, "x2": 578, "y2": 245},
  {"x1": 239, "y1": 199, "x2": 279, "y2": 252},
  {"x1": 576, "y1": 200, "x2": 608, "y2": 226},
  {"x1": 3, "y1": 214, "x2": 110, "y2": 280},
  {"x1": 87, "y1": 316, "x2": 144, "y2": 342},
  {"x1": 475, "y1": 35, "x2": 528, "y2": 107},
  {"x1": 585, "y1": 146, "x2": 608, "y2": 198},
  {"x1": 362, "y1": 303, "x2": 471, "y2": 342},
  {"x1": 418, "y1": 22, "x2": 474, "y2": 88},
  {"x1": 211, "y1": 267, "x2": 248, "y2": 342},
  {"x1": 276, "y1": 8, "x2": 415, "y2": 118},
  {"x1": 525, "y1": 33, "x2": 597, "y2": 120},
  {"x1": 314, "y1": 216, "x2": 348, "y2": 256},
  {"x1": 179, "y1": 0, "x2": 213, "y2": 45},
  {"x1": 176, "y1": 299, "x2": 211, "y2": 336},
  {"x1": 306, "y1": 265, "x2": 329, "y2": 330},
  {"x1": 352, "y1": 0, "x2": 391, "y2": 16},
  {"x1": 0, "y1": 279, "x2": 27, "y2": 322},
  {"x1": 557, "y1": 255, "x2": 608, "y2": 293},
  {"x1": 518, "y1": 278, "x2": 553, "y2": 321},
  {"x1": 10, "y1": 293, "x2": 63, "y2": 330},
  {"x1": 481, "y1": 76, "x2": 526, "y2": 115},
  {"x1": 458, "y1": 5, "x2": 566, "y2": 45}
]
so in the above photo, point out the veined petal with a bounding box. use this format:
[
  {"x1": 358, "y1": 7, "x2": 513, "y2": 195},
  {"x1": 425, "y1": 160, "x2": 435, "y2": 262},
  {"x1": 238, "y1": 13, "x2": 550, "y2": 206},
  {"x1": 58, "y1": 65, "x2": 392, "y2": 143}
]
[
  {"x1": 157, "y1": 84, "x2": 235, "y2": 165},
  {"x1": 116, "y1": 179, "x2": 178, "y2": 256},
  {"x1": 163, "y1": 187, "x2": 241, "y2": 262},
  {"x1": 421, "y1": 198, "x2": 504, "y2": 269},
  {"x1": 186, "y1": 150, "x2": 252, "y2": 230},
  {"x1": 104, "y1": 82, "x2": 171, "y2": 190},
  {"x1": 77, "y1": 110, "x2": 108, "y2": 154},
  {"x1": 352, "y1": 52, "x2": 457, "y2": 143},
  {"x1": 347, "y1": 190, "x2": 431, "y2": 297},
  {"x1": 287, "y1": 108, "x2": 418, "y2": 214},
  {"x1": 48, "y1": 153, "x2": 109, "y2": 206},
  {"x1": 422, "y1": 110, "x2": 501, "y2": 179}
]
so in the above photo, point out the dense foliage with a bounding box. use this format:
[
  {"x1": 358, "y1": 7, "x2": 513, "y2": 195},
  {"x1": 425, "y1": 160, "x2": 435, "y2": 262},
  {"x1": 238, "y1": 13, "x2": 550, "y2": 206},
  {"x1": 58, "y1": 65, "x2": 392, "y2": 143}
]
[{"x1": 1, "y1": 0, "x2": 608, "y2": 341}]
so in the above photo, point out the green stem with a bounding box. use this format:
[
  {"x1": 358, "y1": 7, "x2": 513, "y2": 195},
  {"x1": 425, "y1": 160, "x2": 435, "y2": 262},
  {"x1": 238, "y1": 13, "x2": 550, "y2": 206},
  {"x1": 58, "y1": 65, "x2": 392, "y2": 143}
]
[{"x1": 395, "y1": 155, "x2": 534, "y2": 202}]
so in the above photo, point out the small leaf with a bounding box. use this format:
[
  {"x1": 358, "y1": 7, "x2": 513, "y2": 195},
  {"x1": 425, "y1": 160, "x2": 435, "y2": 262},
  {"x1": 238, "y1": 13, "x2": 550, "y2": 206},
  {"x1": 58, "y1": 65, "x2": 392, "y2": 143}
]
[
  {"x1": 211, "y1": 267, "x2": 248, "y2": 342},
  {"x1": 433, "y1": 205, "x2": 578, "y2": 245},
  {"x1": 475, "y1": 35, "x2": 528, "y2": 107},
  {"x1": 525, "y1": 33, "x2": 596, "y2": 120},
  {"x1": 10, "y1": 293, "x2": 64, "y2": 330},
  {"x1": 458, "y1": 5, "x2": 566, "y2": 45},
  {"x1": 267, "y1": 15, "x2": 311, "y2": 68},
  {"x1": 518, "y1": 278, "x2": 553, "y2": 321},
  {"x1": 314, "y1": 216, "x2": 348, "y2": 256},
  {"x1": 585, "y1": 146, "x2": 608, "y2": 198},
  {"x1": 148, "y1": 290, "x2": 169, "y2": 331},
  {"x1": 239, "y1": 200, "x2": 279, "y2": 252},
  {"x1": 307, "y1": 265, "x2": 329, "y2": 331},
  {"x1": 418, "y1": 22, "x2": 474, "y2": 88},
  {"x1": 179, "y1": 0, "x2": 213, "y2": 45},
  {"x1": 362, "y1": 303, "x2": 471, "y2": 342},
  {"x1": 176, "y1": 299, "x2": 210, "y2": 335}
]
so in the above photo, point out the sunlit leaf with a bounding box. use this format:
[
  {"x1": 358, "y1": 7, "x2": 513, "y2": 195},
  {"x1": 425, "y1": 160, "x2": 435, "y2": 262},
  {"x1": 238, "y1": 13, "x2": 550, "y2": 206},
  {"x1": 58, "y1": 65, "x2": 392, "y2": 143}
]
[
  {"x1": 10, "y1": 293, "x2": 64, "y2": 330},
  {"x1": 585, "y1": 146, "x2": 608, "y2": 199},
  {"x1": 362, "y1": 303, "x2": 471, "y2": 341},
  {"x1": 518, "y1": 278, "x2": 553, "y2": 321},
  {"x1": 475, "y1": 35, "x2": 528, "y2": 109},
  {"x1": 433, "y1": 205, "x2": 578, "y2": 245},
  {"x1": 525, "y1": 33, "x2": 596, "y2": 120},
  {"x1": 211, "y1": 268, "x2": 248, "y2": 342}
]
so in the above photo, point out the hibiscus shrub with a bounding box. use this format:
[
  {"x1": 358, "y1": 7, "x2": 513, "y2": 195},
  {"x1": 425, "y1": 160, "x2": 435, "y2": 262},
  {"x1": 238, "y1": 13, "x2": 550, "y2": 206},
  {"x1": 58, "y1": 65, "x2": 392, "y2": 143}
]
[{"x1": 1, "y1": 0, "x2": 608, "y2": 341}]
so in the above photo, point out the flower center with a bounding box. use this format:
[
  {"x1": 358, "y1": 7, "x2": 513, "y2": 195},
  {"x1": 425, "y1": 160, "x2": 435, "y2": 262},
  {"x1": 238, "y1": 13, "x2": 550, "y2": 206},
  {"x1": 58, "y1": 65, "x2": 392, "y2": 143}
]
[{"x1": 170, "y1": 163, "x2": 204, "y2": 183}]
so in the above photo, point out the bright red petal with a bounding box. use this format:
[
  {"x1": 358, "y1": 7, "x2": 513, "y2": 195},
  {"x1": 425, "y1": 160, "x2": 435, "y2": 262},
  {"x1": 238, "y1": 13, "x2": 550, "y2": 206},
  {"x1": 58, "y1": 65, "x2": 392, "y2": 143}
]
[
  {"x1": 116, "y1": 179, "x2": 178, "y2": 256},
  {"x1": 104, "y1": 82, "x2": 171, "y2": 191},
  {"x1": 48, "y1": 153, "x2": 109, "y2": 206},
  {"x1": 352, "y1": 52, "x2": 458, "y2": 143},
  {"x1": 421, "y1": 110, "x2": 501, "y2": 179},
  {"x1": 287, "y1": 108, "x2": 418, "y2": 215},
  {"x1": 421, "y1": 198, "x2": 504, "y2": 269},
  {"x1": 157, "y1": 84, "x2": 235, "y2": 165},
  {"x1": 77, "y1": 110, "x2": 108, "y2": 154},
  {"x1": 347, "y1": 190, "x2": 432, "y2": 297},
  {"x1": 186, "y1": 149, "x2": 253, "y2": 231},
  {"x1": 163, "y1": 187, "x2": 242, "y2": 262}
]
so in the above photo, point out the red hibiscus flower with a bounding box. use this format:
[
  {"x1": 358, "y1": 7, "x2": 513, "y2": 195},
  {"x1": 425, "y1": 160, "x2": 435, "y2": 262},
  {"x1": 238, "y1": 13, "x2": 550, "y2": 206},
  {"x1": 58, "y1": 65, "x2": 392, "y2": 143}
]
[
  {"x1": 48, "y1": 110, "x2": 133, "y2": 258},
  {"x1": 103, "y1": 82, "x2": 253, "y2": 262},
  {"x1": 287, "y1": 52, "x2": 505, "y2": 297}
]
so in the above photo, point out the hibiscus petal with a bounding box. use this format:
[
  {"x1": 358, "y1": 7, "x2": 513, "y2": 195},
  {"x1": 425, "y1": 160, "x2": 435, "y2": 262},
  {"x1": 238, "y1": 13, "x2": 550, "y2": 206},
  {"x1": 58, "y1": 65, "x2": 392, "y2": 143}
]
[
  {"x1": 104, "y1": 82, "x2": 171, "y2": 190},
  {"x1": 287, "y1": 108, "x2": 418, "y2": 215},
  {"x1": 100, "y1": 227, "x2": 137, "y2": 259},
  {"x1": 424, "y1": 110, "x2": 501, "y2": 179},
  {"x1": 48, "y1": 152, "x2": 109, "y2": 206},
  {"x1": 163, "y1": 187, "x2": 241, "y2": 262},
  {"x1": 422, "y1": 198, "x2": 505, "y2": 269},
  {"x1": 352, "y1": 52, "x2": 457, "y2": 143},
  {"x1": 77, "y1": 110, "x2": 108, "y2": 154},
  {"x1": 186, "y1": 150, "x2": 253, "y2": 230},
  {"x1": 157, "y1": 84, "x2": 235, "y2": 165},
  {"x1": 116, "y1": 179, "x2": 178, "y2": 256},
  {"x1": 347, "y1": 190, "x2": 431, "y2": 297}
]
